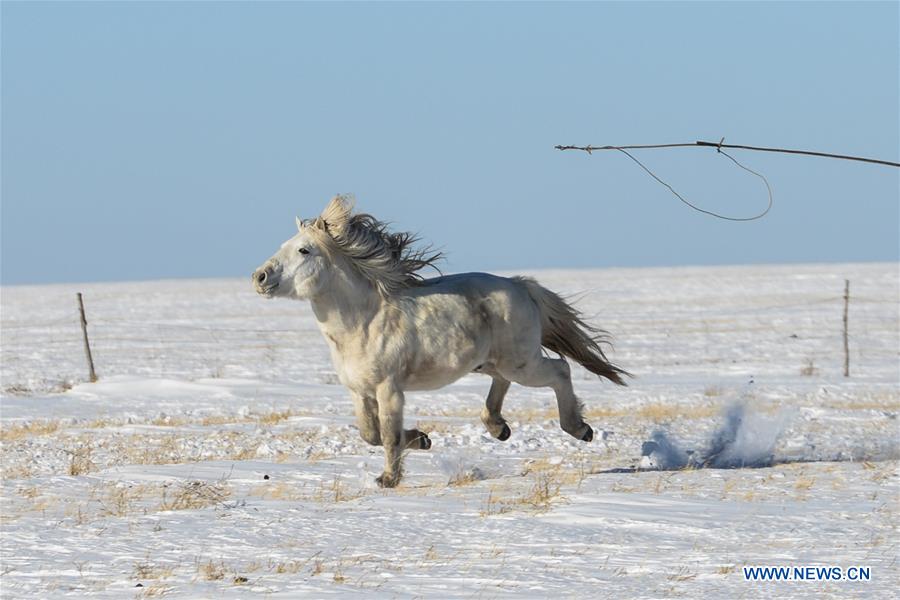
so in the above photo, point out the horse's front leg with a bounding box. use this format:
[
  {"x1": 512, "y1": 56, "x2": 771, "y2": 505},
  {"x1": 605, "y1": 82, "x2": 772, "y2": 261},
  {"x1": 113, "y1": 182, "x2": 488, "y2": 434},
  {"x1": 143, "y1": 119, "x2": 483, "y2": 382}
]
[
  {"x1": 352, "y1": 392, "x2": 431, "y2": 451},
  {"x1": 352, "y1": 393, "x2": 381, "y2": 446},
  {"x1": 375, "y1": 380, "x2": 405, "y2": 488}
]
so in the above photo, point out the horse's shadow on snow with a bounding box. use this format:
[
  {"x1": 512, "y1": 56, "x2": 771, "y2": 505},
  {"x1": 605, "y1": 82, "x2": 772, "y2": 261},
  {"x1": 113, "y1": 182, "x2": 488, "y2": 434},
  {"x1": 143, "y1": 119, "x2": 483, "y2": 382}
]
[{"x1": 597, "y1": 455, "x2": 872, "y2": 474}]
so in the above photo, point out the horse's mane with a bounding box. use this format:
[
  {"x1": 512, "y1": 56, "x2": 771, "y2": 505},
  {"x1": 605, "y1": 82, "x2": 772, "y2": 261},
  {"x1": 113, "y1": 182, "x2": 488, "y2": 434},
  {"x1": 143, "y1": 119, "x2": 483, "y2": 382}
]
[{"x1": 311, "y1": 195, "x2": 443, "y2": 297}]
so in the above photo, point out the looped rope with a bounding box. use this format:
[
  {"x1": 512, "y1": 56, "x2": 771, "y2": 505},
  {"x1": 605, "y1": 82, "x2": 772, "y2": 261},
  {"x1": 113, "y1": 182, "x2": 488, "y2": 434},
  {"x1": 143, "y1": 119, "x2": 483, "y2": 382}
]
[
  {"x1": 612, "y1": 146, "x2": 773, "y2": 222},
  {"x1": 556, "y1": 138, "x2": 898, "y2": 221}
]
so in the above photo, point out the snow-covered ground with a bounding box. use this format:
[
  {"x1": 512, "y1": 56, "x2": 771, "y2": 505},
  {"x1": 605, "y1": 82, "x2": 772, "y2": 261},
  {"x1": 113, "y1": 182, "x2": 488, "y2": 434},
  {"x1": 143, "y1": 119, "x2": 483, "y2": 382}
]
[{"x1": 1, "y1": 263, "x2": 898, "y2": 598}]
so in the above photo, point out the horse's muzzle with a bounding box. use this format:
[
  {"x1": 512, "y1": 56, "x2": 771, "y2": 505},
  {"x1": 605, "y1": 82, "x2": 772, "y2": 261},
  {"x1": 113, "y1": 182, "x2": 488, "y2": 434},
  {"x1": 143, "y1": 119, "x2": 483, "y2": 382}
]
[{"x1": 252, "y1": 263, "x2": 280, "y2": 296}]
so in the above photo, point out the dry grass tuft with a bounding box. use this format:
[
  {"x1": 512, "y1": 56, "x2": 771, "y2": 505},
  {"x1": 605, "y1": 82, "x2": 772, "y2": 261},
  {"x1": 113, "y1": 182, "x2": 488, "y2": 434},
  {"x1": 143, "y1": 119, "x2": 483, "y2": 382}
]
[
  {"x1": 653, "y1": 474, "x2": 672, "y2": 494},
  {"x1": 412, "y1": 420, "x2": 454, "y2": 435},
  {"x1": 720, "y1": 477, "x2": 740, "y2": 499},
  {"x1": 114, "y1": 435, "x2": 182, "y2": 466},
  {"x1": 133, "y1": 561, "x2": 175, "y2": 580},
  {"x1": 0, "y1": 407, "x2": 308, "y2": 444},
  {"x1": 67, "y1": 445, "x2": 95, "y2": 476},
  {"x1": 424, "y1": 545, "x2": 439, "y2": 561},
  {"x1": 794, "y1": 477, "x2": 815, "y2": 492},
  {"x1": 2, "y1": 384, "x2": 33, "y2": 396},
  {"x1": 823, "y1": 393, "x2": 900, "y2": 412},
  {"x1": 522, "y1": 458, "x2": 588, "y2": 487},
  {"x1": 159, "y1": 481, "x2": 230, "y2": 512},
  {"x1": 520, "y1": 473, "x2": 563, "y2": 509},
  {"x1": 480, "y1": 487, "x2": 513, "y2": 516},
  {"x1": 99, "y1": 483, "x2": 152, "y2": 517},
  {"x1": 82, "y1": 418, "x2": 121, "y2": 430},
  {"x1": 270, "y1": 559, "x2": 307, "y2": 574},
  {"x1": 17, "y1": 486, "x2": 41, "y2": 500},
  {"x1": 136, "y1": 583, "x2": 174, "y2": 598},
  {"x1": 316, "y1": 476, "x2": 362, "y2": 503},
  {"x1": 481, "y1": 472, "x2": 565, "y2": 516},
  {"x1": 636, "y1": 403, "x2": 718, "y2": 423},
  {"x1": 448, "y1": 469, "x2": 483, "y2": 487},
  {"x1": 197, "y1": 560, "x2": 227, "y2": 581},
  {"x1": 2, "y1": 464, "x2": 35, "y2": 479},
  {"x1": 251, "y1": 481, "x2": 306, "y2": 502},
  {"x1": 310, "y1": 558, "x2": 325, "y2": 577},
  {"x1": 668, "y1": 566, "x2": 698, "y2": 581},
  {"x1": 610, "y1": 481, "x2": 637, "y2": 493},
  {"x1": 256, "y1": 409, "x2": 294, "y2": 425},
  {"x1": 716, "y1": 564, "x2": 736, "y2": 575},
  {"x1": 800, "y1": 358, "x2": 819, "y2": 377},
  {"x1": 12, "y1": 486, "x2": 51, "y2": 513},
  {"x1": 1, "y1": 420, "x2": 61, "y2": 442}
]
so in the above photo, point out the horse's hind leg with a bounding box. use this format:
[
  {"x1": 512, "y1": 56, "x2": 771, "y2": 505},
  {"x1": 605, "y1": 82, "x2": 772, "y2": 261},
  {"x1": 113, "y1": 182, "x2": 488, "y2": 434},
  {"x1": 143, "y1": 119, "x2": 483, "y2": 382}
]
[
  {"x1": 352, "y1": 393, "x2": 431, "y2": 450},
  {"x1": 481, "y1": 376, "x2": 512, "y2": 440},
  {"x1": 404, "y1": 427, "x2": 432, "y2": 450},
  {"x1": 499, "y1": 357, "x2": 593, "y2": 442}
]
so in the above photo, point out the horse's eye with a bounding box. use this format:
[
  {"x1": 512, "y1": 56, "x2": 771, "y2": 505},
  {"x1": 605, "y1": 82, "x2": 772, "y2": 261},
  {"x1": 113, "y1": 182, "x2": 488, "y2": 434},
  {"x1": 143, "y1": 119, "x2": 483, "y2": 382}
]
[{"x1": 298, "y1": 247, "x2": 310, "y2": 255}]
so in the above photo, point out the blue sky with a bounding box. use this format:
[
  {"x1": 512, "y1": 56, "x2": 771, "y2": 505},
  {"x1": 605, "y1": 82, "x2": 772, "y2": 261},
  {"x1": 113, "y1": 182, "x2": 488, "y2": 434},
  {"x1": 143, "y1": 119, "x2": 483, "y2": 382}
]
[{"x1": 2, "y1": 1, "x2": 898, "y2": 285}]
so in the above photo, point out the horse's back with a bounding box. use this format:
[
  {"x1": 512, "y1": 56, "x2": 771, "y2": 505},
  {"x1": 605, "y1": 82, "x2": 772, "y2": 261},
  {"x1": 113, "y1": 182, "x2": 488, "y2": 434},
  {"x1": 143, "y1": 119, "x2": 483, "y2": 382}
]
[
  {"x1": 406, "y1": 271, "x2": 543, "y2": 357},
  {"x1": 412, "y1": 272, "x2": 537, "y2": 317}
]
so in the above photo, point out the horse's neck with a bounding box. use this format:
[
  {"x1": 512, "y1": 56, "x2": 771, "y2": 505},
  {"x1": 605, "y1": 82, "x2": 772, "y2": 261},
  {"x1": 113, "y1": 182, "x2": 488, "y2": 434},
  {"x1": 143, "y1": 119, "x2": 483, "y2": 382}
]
[{"x1": 310, "y1": 271, "x2": 382, "y2": 340}]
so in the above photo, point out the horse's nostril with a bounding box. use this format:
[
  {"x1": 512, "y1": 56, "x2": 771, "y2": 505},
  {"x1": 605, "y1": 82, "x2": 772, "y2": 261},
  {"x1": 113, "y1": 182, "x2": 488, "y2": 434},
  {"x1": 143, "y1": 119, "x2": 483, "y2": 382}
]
[{"x1": 257, "y1": 270, "x2": 267, "y2": 284}]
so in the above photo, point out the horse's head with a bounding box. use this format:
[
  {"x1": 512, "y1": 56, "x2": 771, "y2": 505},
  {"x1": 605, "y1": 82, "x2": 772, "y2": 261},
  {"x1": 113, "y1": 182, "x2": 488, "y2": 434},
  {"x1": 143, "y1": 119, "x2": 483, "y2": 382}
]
[{"x1": 252, "y1": 197, "x2": 354, "y2": 300}]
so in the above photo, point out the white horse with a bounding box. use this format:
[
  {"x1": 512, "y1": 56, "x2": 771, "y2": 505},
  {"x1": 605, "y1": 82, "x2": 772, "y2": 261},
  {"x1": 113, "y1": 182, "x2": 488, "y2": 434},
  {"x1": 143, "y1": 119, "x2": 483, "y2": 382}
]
[{"x1": 253, "y1": 196, "x2": 628, "y2": 487}]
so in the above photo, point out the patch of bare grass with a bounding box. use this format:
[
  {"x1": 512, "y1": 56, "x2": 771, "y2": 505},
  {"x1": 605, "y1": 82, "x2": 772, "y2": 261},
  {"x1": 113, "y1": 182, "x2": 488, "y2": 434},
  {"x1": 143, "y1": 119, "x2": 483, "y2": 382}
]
[
  {"x1": 703, "y1": 385, "x2": 724, "y2": 397},
  {"x1": 97, "y1": 486, "x2": 134, "y2": 517},
  {"x1": 448, "y1": 468, "x2": 484, "y2": 487},
  {"x1": 636, "y1": 403, "x2": 719, "y2": 423},
  {"x1": 314, "y1": 476, "x2": 363, "y2": 503},
  {"x1": 66, "y1": 445, "x2": 96, "y2": 476},
  {"x1": 800, "y1": 358, "x2": 819, "y2": 376},
  {"x1": 2, "y1": 464, "x2": 34, "y2": 479},
  {"x1": 412, "y1": 420, "x2": 455, "y2": 435},
  {"x1": 256, "y1": 409, "x2": 294, "y2": 425},
  {"x1": 481, "y1": 471, "x2": 565, "y2": 516},
  {"x1": 197, "y1": 559, "x2": 227, "y2": 581},
  {"x1": 133, "y1": 561, "x2": 175, "y2": 580},
  {"x1": 824, "y1": 394, "x2": 900, "y2": 412},
  {"x1": 150, "y1": 415, "x2": 189, "y2": 427},
  {"x1": 136, "y1": 583, "x2": 174, "y2": 598},
  {"x1": 269, "y1": 559, "x2": 307, "y2": 574},
  {"x1": 251, "y1": 481, "x2": 307, "y2": 501},
  {"x1": 716, "y1": 564, "x2": 736, "y2": 575},
  {"x1": 159, "y1": 480, "x2": 231, "y2": 512},
  {"x1": 1, "y1": 420, "x2": 61, "y2": 442},
  {"x1": 794, "y1": 476, "x2": 815, "y2": 492},
  {"x1": 668, "y1": 566, "x2": 698, "y2": 582}
]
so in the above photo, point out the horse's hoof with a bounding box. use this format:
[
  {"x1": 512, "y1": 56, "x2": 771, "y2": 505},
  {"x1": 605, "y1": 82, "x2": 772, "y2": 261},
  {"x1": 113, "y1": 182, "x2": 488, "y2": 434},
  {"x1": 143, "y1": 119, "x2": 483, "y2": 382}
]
[
  {"x1": 497, "y1": 423, "x2": 511, "y2": 441},
  {"x1": 376, "y1": 473, "x2": 400, "y2": 488},
  {"x1": 580, "y1": 426, "x2": 594, "y2": 442}
]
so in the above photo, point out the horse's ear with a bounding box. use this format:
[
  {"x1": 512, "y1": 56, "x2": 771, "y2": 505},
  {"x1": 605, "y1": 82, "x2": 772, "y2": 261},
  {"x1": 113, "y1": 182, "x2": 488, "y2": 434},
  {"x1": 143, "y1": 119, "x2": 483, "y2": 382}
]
[
  {"x1": 318, "y1": 194, "x2": 354, "y2": 234},
  {"x1": 296, "y1": 216, "x2": 305, "y2": 231}
]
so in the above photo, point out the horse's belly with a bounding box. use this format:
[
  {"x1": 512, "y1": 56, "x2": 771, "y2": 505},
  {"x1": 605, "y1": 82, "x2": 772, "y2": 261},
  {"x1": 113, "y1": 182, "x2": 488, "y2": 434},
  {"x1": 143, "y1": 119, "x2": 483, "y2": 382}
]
[
  {"x1": 403, "y1": 364, "x2": 475, "y2": 391},
  {"x1": 402, "y1": 337, "x2": 488, "y2": 391}
]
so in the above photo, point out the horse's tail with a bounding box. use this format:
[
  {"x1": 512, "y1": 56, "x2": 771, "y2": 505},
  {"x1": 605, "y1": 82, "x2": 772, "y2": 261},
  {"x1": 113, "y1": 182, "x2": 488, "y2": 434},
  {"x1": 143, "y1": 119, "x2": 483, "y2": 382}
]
[{"x1": 516, "y1": 276, "x2": 630, "y2": 386}]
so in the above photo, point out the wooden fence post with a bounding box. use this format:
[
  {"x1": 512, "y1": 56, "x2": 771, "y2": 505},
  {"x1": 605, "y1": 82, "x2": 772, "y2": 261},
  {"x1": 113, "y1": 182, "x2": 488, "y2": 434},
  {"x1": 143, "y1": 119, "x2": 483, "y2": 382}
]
[
  {"x1": 842, "y1": 280, "x2": 850, "y2": 377},
  {"x1": 77, "y1": 293, "x2": 98, "y2": 383}
]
